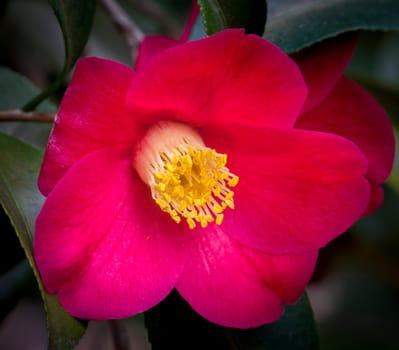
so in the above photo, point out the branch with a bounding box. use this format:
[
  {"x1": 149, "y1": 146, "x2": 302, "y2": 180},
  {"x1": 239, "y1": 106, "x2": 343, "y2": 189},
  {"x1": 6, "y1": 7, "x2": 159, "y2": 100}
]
[
  {"x1": 109, "y1": 320, "x2": 131, "y2": 350},
  {"x1": 98, "y1": 0, "x2": 145, "y2": 62},
  {"x1": 0, "y1": 109, "x2": 55, "y2": 123},
  {"x1": 127, "y1": 0, "x2": 180, "y2": 36}
]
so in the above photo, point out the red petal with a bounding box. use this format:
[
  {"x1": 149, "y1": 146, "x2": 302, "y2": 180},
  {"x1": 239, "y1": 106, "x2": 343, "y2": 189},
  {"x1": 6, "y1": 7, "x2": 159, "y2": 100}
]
[
  {"x1": 39, "y1": 57, "x2": 137, "y2": 196},
  {"x1": 228, "y1": 176, "x2": 368, "y2": 254},
  {"x1": 134, "y1": 36, "x2": 178, "y2": 70},
  {"x1": 134, "y1": 2, "x2": 199, "y2": 69},
  {"x1": 293, "y1": 33, "x2": 358, "y2": 114},
  {"x1": 203, "y1": 124, "x2": 368, "y2": 182},
  {"x1": 297, "y1": 77, "x2": 394, "y2": 184},
  {"x1": 35, "y1": 150, "x2": 188, "y2": 319},
  {"x1": 364, "y1": 179, "x2": 384, "y2": 215},
  {"x1": 176, "y1": 226, "x2": 317, "y2": 328},
  {"x1": 296, "y1": 77, "x2": 395, "y2": 214},
  {"x1": 202, "y1": 124, "x2": 370, "y2": 253},
  {"x1": 127, "y1": 29, "x2": 306, "y2": 131}
]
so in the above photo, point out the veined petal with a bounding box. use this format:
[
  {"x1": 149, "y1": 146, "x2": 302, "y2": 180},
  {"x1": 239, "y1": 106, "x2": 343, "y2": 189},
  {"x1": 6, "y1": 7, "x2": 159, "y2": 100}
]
[
  {"x1": 202, "y1": 124, "x2": 370, "y2": 253},
  {"x1": 293, "y1": 33, "x2": 358, "y2": 114},
  {"x1": 225, "y1": 176, "x2": 369, "y2": 254},
  {"x1": 203, "y1": 124, "x2": 368, "y2": 183},
  {"x1": 127, "y1": 29, "x2": 306, "y2": 130},
  {"x1": 176, "y1": 225, "x2": 317, "y2": 328},
  {"x1": 39, "y1": 57, "x2": 137, "y2": 196},
  {"x1": 34, "y1": 150, "x2": 188, "y2": 319}
]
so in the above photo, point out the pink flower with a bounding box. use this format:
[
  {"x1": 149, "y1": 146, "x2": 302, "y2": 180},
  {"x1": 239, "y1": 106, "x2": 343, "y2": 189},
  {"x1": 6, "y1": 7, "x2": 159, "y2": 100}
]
[
  {"x1": 134, "y1": 2, "x2": 199, "y2": 69},
  {"x1": 34, "y1": 29, "x2": 394, "y2": 328}
]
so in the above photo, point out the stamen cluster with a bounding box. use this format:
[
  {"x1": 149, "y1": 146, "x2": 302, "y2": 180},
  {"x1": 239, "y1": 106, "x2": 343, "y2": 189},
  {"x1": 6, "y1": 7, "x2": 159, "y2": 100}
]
[{"x1": 134, "y1": 122, "x2": 239, "y2": 229}]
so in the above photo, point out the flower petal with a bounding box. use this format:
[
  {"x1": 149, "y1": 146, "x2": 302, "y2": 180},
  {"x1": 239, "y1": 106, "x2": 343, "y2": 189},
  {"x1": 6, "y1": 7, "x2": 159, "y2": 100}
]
[
  {"x1": 35, "y1": 150, "x2": 188, "y2": 319},
  {"x1": 292, "y1": 33, "x2": 358, "y2": 114},
  {"x1": 364, "y1": 179, "x2": 384, "y2": 215},
  {"x1": 134, "y1": 3, "x2": 200, "y2": 69},
  {"x1": 127, "y1": 29, "x2": 306, "y2": 130},
  {"x1": 202, "y1": 124, "x2": 370, "y2": 253},
  {"x1": 134, "y1": 36, "x2": 178, "y2": 70},
  {"x1": 39, "y1": 57, "x2": 137, "y2": 196},
  {"x1": 176, "y1": 226, "x2": 317, "y2": 328},
  {"x1": 296, "y1": 77, "x2": 395, "y2": 186},
  {"x1": 227, "y1": 176, "x2": 369, "y2": 254},
  {"x1": 204, "y1": 124, "x2": 368, "y2": 182},
  {"x1": 296, "y1": 77, "x2": 394, "y2": 216}
]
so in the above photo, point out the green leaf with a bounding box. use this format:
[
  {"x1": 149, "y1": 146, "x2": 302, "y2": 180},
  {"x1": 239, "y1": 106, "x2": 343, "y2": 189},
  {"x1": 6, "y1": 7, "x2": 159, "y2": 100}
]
[
  {"x1": 22, "y1": 0, "x2": 96, "y2": 111},
  {"x1": 0, "y1": 66, "x2": 53, "y2": 149},
  {"x1": 229, "y1": 293, "x2": 318, "y2": 350},
  {"x1": 265, "y1": 0, "x2": 399, "y2": 54},
  {"x1": 145, "y1": 290, "x2": 232, "y2": 349},
  {"x1": 48, "y1": 0, "x2": 96, "y2": 73},
  {"x1": 145, "y1": 290, "x2": 317, "y2": 350},
  {"x1": 0, "y1": 66, "x2": 56, "y2": 112},
  {"x1": 0, "y1": 132, "x2": 86, "y2": 350},
  {"x1": 45, "y1": 295, "x2": 87, "y2": 350},
  {"x1": 347, "y1": 32, "x2": 399, "y2": 123},
  {"x1": 198, "y1": 0, "x2": 267, "y2": 36}
]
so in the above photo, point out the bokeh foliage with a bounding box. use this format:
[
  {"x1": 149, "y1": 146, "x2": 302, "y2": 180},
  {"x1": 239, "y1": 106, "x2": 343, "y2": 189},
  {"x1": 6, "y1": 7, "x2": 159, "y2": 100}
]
[{"x1": 0, "y1": 1, "x2": 398, "y2": 349}]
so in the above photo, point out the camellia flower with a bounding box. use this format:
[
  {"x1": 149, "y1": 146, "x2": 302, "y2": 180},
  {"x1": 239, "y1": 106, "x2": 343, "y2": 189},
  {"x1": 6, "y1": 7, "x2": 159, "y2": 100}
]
[{"x1": 34, "y1": 29, "x2": 394, "y2": 328}]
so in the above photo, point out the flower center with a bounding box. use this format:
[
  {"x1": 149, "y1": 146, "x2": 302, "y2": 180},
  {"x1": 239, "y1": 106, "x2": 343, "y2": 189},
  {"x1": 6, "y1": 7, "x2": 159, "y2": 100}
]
[{"x1": 133, "y1": 121, "x2": 239, "y2": 229}]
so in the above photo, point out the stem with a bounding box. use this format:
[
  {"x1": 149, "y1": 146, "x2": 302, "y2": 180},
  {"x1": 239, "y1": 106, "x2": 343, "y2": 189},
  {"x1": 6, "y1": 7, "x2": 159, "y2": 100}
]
[
  {"x1": 21, "y1": 74, "x2": 64, "y2": 112},
  {"x1": 109, "y1": 319, "x2": 131, "y2": 350},
  {"x1": 0, "y1": 109, "x2": 55, "y2": 123},
  {"x1": 98, "y1": 0, "x2": 145, "y2": 62}
]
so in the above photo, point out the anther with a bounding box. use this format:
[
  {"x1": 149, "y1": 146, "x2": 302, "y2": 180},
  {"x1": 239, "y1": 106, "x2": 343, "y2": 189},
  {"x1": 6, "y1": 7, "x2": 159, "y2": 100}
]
[{"x1": 133, "y1": 121, "x2": 239, "y2": 229}]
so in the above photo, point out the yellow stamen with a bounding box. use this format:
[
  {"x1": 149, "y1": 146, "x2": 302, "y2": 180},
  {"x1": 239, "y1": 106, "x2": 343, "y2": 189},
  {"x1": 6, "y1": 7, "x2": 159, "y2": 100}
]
[{"x1": 133, "y1": 121, "x2": 239, "y2": 229}]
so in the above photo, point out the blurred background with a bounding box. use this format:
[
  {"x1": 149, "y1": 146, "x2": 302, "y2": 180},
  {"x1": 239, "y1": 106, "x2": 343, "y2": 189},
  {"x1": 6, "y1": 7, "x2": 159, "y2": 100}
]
[{"x1": 0, "y1": 0, "x2": 398, "y2": 349}]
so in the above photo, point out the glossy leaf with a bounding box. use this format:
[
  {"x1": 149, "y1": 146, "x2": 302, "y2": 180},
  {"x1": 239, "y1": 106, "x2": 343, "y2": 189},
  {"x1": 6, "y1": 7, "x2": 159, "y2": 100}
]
[
  {"x1": 48, "y1": 0, "x2": 96, "y2": 73},
  {"x1": 145, "y1": 291, "x2": 317, "y2": 350},
  {"x1": 0, "y1": 68, "x2": 53, "y2": 111},
  {"x1": 0, "y1": 66, "x2": 53, "y2": 149},
  {"x1": 0, "y1": 133, "x2": 86, "y2": 350},
  {"x1": 145, "y1": 290, "x2": 231, "y2": 349},
  {"x1": 198, "y1": 0, "x2": 267, "y2": 36},
  {"x1": 192, "y1": 0, "x2": 399, "y2": 54},
  {"x1": 22, "y1": 0, "x2": 96, "y2": 111},
  {"x1": 230, "y1": 293, "x2": 318, "y2": 350},
  {"x1": 266, "y1": 0, "x2": 399, "y2": 53}
]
